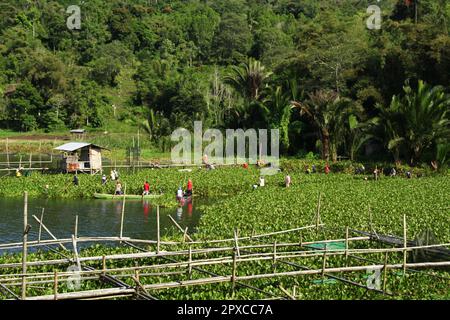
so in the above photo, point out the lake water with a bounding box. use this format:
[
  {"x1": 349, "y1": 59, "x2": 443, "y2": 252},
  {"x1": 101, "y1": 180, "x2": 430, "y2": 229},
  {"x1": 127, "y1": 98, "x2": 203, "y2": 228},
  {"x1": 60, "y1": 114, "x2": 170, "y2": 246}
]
[{"x1": 0, "y1": 197, "x2": 210, "y2": 252}]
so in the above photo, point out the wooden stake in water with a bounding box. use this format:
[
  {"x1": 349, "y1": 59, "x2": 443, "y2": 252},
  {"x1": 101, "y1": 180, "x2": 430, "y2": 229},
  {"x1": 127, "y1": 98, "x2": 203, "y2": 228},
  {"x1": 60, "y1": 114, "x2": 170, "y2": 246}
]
[
  {"x1": 32, "y1": 215, "x2": 67, "y2": 251},
  {"x1": 74, "y1": 215, "x2": 78, "y2": 239},
  {"x1": 156, "y1": 206, "x2": 160, "y2": 254},
  {"x1": 168, "y1": 215, "x2": 193, "y2": 242},
  {"x1": 38, "y1": 208, "x2": 44, "y2": 244},
  {"x1": 71, "y1": 235, "x2": 81, "y2": 271},
  {"x1": 183, "y1": 227, "x2": 189, "y2": 243},
  {"x1": 22, "y1": 192, "x2": 28, "y2": 300},
  {"x1": 120, "y1": 185, "x2": 127, "y2": 240}
]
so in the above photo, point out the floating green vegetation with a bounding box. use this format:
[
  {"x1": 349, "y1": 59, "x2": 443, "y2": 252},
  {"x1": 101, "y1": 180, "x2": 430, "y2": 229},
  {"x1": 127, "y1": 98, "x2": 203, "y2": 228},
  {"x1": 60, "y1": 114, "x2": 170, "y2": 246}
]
[{"x1": 0, "y1": 166, "x2": 448, "y2": 299}]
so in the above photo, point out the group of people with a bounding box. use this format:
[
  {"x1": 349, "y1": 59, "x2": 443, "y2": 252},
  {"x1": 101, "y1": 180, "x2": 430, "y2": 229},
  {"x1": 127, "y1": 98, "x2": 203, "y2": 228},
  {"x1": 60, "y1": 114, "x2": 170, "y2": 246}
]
[
  {"x1": 304, "y1": 164, "x2": 330, "y2": 174},
  {"x1": 114, "y1": 180, "x2": 151, "y2": 196},
  {"x1": 176, "y1": 179, "x2": 193, "y2": 200},
  {"x1": 101, "y1": 170, "x2": 119, "y2": 185},
  {"x1": 371, "y1": 166, "x2": 412, "y2": 180},
  {"x1": 253, "y1": 174, "x2": 292, "y2": 189}
]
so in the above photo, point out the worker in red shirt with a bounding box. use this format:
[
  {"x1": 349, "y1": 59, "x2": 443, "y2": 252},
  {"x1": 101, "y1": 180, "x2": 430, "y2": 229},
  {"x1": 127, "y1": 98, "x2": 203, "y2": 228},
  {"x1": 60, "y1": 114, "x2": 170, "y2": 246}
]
[
  {"x1": 143, "y1": 181, "x2": 150, "y2": 195},
  {"x1": 185, "y1": 179, "x2": 193, "y2": 196},
  {"x1": 325, "y1": 163, "x2": 330, "y2": 175}
]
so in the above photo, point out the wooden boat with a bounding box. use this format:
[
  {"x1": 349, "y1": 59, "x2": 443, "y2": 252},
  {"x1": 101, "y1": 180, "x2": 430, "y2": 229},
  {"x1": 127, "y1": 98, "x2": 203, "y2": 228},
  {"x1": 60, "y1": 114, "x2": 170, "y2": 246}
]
[{"x1": 93, "y1": 193, "x2": 163, "y2": 200}]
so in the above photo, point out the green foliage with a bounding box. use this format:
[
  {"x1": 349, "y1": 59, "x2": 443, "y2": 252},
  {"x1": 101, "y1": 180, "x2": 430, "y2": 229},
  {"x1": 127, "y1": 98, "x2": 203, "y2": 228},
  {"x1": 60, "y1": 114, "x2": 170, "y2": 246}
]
[
  {"x1": 0, "y1": 0, "x2": 449, "y2": 165},
  {"x1": 375, "y1": 80, "x2": 450, "y2": 164}
]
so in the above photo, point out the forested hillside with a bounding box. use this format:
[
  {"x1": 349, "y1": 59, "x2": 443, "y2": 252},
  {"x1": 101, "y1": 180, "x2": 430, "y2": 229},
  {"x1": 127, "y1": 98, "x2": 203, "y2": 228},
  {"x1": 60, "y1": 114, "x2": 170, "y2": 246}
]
[{"x1": 0, "y1": 0, "x2": 449, "y2": 164}]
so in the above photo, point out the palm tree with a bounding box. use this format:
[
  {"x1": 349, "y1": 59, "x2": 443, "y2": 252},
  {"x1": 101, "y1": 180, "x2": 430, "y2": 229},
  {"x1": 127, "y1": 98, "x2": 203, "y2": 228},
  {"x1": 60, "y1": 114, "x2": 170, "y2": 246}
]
[
  {"x1": 224, "y1": 58, "x2": 273, "y2": 128},
  {"x1": 375, "y1": 80, "x2": 450, "y2": 164},
  {"x1": 373, "y1": 97, "x2": 405, "y2": 163},
  {"x1": 225, "y1": 58, "x2": 272, "y2": 102},
  {"x1": 291, "y1": 90, "x2": 355, "y2": 162},
  {"x1": 346, "y1": 114, "x2": 377, "y2": 162},
  {"x1": 263, "y1": 80, "x2": 299, "y2": 153}
]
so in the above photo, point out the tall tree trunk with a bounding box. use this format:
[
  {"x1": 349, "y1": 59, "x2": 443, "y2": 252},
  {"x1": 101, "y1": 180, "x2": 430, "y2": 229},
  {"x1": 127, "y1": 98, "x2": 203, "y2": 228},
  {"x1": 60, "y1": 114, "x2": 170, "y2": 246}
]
[
  {"x1": 322, "y1": 129, "x2": 330, "y2": 161},
  {"x1": 392, "y1": 147, "x2": 400, "y2": 163},
  {"x1": 331, "y1": 143, "x2": 338, "y2": 163}
]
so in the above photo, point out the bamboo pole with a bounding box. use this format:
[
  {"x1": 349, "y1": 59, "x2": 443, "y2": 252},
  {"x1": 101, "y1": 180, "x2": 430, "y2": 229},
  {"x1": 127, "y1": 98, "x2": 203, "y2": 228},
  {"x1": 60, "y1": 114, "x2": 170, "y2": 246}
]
[
  {"x1": 234, "y1": 229, "x2": 240, "y2": 257},
  {"x1": 383, "y1": 252, "x2": 388, "y2": 292},
  {"x1": 53, "y1": 271, "x2": 58, "y2": 300},
  {"x1": 156, "y1": 206, "x2": 160, "y2": 254},
  {"x1": 119, "y1": 185, "x2": 127, "y2": 240},
  {"x1": 231, "y1": 249, "x2": 237, "y2": 292},
  {"x1": 279, "y1": 285, "x2": 295, "y2": 300},
  {"x1": 32, "y1": 215, "x2": 67, "y2": 251},
  {"x1": 24, "y1": 260, "x2": 450, "y2": 300},
  {"x1": 102, "y1": 256, "x2": 106, "y2": 276},
  {"x1": 168, "y1": 215, "x2": 193, "y2": 242},
  {"x1": 273, "y1": 241, "x2": 277, "y2": 265},
  {"x1": 2, "y1": 238, "x2": 448, "y2": 271},
  {"x1": 188, "y1": 246, "x2": 192, "y2": 279},
  {"x1": 403, "y1": 214, "x2": 407, "y2": 275},
  {"x1": 21, "y1": 192, "x2": 28, "y2": 300},
  {"x1": 38, "y1": 208, "x2": 44, "y2": 244},
  {"x1": 345, "y1": 226, "x2": 349, "y2": 265},
  {"x1": 8, "y1": 257, "x2": 450, "y2": 291},
  {"x1": 71, "y1": 235, "x2": 81, "y2": 271},
  {"x1": 135, "y1": 269, "x2": 140, "y2": 284},
  {"x1": 74, "y1": 215, "x2": 78, "y2": 239},
  {"x1": 29, "y1": 152, "x2": 32, "y2": 169},
  {"x1": 321, "y1": 251, "x2": 327, "y2": 279},
  {"x1": 0, "y1": 232, "x2": 361, "y2": 252},
  {"x1": 183, "y1": 227, "x2": 189, "y2": 243}
]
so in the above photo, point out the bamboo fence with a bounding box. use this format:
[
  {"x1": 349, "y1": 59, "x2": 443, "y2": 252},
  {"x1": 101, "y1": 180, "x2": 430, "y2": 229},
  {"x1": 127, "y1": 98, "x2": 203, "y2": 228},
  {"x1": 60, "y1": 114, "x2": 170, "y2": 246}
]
[{"x1": 0, "y1": 194, "x2": 448, "y2": 300}]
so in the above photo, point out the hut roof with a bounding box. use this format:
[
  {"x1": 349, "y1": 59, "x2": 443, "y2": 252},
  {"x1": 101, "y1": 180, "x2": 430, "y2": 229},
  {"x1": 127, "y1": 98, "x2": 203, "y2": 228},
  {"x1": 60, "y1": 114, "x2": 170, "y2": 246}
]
[
  {"x1": 70, "y1": 129, "x2": 86, "y2": 134},
  {"x1": 54, "y1": 142, "x2": 108, "y2": 152}
]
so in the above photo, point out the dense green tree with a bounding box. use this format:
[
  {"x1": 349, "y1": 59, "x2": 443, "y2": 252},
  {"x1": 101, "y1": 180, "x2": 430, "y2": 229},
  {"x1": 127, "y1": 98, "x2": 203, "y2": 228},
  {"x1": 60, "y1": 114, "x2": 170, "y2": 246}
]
[
  {"x1": 0, "y1": 0, "x2": 448, "y2": 166},
  {"x1": 6, "y1": 81, "x2": 43, "y2": 131},
  {"x1": 213, "y1": 13, "x2": 253, "y2": 64},
  {"x1": 374, "y1": 80, "x2": 450, "y2": 164}
]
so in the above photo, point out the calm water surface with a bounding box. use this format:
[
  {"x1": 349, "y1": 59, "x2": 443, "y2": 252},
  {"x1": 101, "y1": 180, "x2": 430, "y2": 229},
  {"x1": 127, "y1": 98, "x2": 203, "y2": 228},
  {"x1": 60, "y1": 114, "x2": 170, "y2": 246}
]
[{"x1": 0, "y1": 197, "x2": 212, "y2": 252}]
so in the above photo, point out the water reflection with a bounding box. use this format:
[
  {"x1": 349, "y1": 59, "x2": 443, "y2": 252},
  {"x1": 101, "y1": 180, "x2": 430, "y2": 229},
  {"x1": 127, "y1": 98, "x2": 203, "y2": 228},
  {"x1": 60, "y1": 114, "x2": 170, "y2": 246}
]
[
  {"x1": 143, "y1": 200, "x2": 151, "y2": 223},
  {"x1": 0, "y1": 197, "x2": 209, "y2": 250}
]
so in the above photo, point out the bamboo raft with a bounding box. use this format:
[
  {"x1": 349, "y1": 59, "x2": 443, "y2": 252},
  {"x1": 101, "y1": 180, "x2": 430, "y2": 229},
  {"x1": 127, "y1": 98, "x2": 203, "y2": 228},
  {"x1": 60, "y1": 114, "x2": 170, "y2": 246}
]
[{"x1": 0, "y1": 192, "x2": 448, "y2": 300}]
